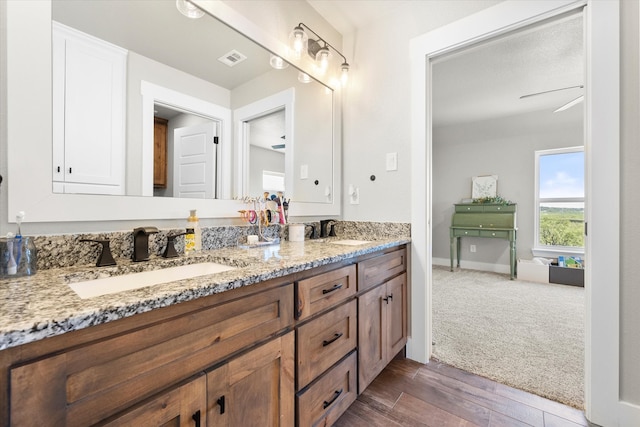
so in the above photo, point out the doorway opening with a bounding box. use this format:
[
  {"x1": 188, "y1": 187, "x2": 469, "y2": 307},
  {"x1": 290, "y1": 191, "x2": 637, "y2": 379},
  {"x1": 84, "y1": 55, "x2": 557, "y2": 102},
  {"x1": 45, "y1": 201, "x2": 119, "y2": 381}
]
[
  {"x1": 429, "y1": 10, "x2": 585, "y2": 408},
  {"x1": 409, "y1": 0, "x2": 620, "y2": 422}
]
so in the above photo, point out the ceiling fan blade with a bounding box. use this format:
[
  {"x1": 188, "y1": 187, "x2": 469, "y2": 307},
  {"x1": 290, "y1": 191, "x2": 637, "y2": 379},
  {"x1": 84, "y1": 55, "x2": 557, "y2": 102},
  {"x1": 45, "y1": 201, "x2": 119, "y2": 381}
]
[
  {"x1": 554, "y1": 95, "x2": 584, "y2": 113},
  {"x1": 520, "y1": 85, "x2": 584, "y2": 99}
]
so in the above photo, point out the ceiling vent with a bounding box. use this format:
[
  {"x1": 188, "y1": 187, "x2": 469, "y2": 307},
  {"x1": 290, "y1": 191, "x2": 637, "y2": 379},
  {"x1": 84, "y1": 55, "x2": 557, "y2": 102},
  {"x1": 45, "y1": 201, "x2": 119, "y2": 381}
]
[{"x1": 218, "y1": 50, "x2": 247, "y2": 67}]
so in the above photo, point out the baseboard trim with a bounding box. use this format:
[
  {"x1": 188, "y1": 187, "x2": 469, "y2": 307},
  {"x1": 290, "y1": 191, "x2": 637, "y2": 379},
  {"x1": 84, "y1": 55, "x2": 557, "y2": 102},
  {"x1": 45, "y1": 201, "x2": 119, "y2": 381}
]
[{"x1": 432, "y1": 257, "x2": 511, "y2": 275}]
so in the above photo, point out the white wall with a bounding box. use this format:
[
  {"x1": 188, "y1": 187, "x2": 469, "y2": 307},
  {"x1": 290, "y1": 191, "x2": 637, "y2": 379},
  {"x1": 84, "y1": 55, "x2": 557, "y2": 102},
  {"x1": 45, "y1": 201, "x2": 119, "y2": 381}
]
[
  {"x1": 249, "y1": 146, "x2": 284, "y2": 195},
  {"x1": 432, "y1": 108, "x2": 583, "y2": 269},
  {"x1": 341, "y1": 1, "x2": 502, "y2": 222}
]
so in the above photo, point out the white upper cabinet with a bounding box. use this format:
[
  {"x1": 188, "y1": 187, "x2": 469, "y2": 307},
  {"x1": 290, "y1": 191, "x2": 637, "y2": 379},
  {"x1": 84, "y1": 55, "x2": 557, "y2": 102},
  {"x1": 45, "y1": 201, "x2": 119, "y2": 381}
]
[{"x1": 52, "y1": 22, "x2": 127, "y2": 195}]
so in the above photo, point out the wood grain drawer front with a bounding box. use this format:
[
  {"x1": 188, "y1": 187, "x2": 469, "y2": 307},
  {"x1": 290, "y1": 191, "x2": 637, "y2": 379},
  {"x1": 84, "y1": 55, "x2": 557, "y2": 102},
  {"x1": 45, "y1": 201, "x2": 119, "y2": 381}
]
[
  {"x1": 9, "y1": 284, "x2": 293, "y2": 427},
  {"x1": 297, "y1": 300, "x2": 357, "y2": 389},
  {"x1": 358, "y1": 247, "x2": 407, "y2": 291},
  {"x1": 296, "y1": 264, "x2": 356, "y2": 320},
  {"x1": 297, "y1": 351, "x2": 357, "y2": 427}
]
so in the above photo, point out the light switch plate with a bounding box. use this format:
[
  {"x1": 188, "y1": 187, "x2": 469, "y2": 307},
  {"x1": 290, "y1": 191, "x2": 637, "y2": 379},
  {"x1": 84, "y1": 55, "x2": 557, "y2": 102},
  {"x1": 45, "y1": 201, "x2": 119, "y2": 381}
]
[
  {"x1": 300, "y1": 164, "x2": 308, "y2": 179},
  {"x1": 386, "y1": 152, "x2": 398, "y2": 171}
]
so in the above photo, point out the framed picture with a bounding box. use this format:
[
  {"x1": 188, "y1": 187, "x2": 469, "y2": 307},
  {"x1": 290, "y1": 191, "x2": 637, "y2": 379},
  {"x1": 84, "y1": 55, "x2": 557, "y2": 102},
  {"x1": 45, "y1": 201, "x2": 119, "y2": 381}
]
[{"x1": 472, "y1": 175, "x2": 498, "y2": 199}]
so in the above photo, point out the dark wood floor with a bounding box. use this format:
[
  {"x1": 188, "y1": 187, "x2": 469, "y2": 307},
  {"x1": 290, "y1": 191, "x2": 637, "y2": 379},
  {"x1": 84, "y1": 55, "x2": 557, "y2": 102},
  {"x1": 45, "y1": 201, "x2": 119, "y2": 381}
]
[{"x1": 335, "y1": 357, "x2": 596, "y2": 427}]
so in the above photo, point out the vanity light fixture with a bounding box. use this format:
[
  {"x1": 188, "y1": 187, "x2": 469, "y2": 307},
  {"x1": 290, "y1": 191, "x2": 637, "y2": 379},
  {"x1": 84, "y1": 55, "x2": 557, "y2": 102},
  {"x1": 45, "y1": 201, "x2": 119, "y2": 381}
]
[
  {"x1": 176, "y1": 0, "x2": 204, "y2": 19},
  {"x1": 289, "y1": 22, "x2": 349, "y2": 85},
  {"x1": 269, "y1": 54, "x2": 289, "y2": 70}
]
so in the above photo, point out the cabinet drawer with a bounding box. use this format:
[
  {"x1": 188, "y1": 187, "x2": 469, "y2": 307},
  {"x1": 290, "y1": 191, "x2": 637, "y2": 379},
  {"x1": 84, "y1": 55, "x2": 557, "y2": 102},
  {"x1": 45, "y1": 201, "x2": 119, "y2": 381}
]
[
  {"x1": 296, "y1": 264, "x2": 356, "y2": 319},
  {"x1": 297, "y1": 351, "x2": 357, "y2": 427},
  {"x1": 454, "y1": 204, "x2": 484, "y2": 213},
  {"x1": 10, "y1": 284, "x2": 293, "y2": 426},
  {"x1": 479, "y1": 230, "x2": 509, "y2": 238},
  {"x1": 297, "y1": 300, "x2": 357, "y2": 389},
  {"x1": 483, "y1": 204, "x2": 516, "y2": 213},
  {"x1": 452, "y1": 228, "x2": 480, "y2": 237},
  {"x1": 358, "y1": 247, "x2": 407, "y2": 291}
]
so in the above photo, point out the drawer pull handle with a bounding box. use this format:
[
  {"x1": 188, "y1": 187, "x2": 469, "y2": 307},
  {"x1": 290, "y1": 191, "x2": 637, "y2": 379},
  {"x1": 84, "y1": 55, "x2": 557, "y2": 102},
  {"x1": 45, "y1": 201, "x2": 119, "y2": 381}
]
[
  {"x1": 322, "y1": 283, "x2": 343, "y2": 294},
  {"x1": 383, "y1": 293, "x2": 393, "y2": 303},
  {"x1": 322, "y1": 332, "x2": 343, "y2": 347},
  {"x1": 192, "y1": 410, "x2": 201, "y2": 427},
  {"x1": 217, "y1": 395, "x2": 225, "y2": 414},
  {"x1": 323, "y1": 388, "x2": 343, "y2": 409}
]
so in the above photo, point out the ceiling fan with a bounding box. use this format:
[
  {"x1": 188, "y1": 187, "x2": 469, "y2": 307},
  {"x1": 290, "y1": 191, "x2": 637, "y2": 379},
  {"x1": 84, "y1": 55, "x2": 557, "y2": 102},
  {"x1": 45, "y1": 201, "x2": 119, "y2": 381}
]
[{"x1": 520, "y1": 85, "x2": 584, "y2": 112}]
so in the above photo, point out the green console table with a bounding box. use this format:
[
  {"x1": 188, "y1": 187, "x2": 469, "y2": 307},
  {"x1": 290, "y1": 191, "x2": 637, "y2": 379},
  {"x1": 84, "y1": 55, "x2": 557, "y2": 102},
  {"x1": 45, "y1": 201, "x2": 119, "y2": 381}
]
[{"x1": 450, "y1": 203, "x2": 517, "y2": 279}]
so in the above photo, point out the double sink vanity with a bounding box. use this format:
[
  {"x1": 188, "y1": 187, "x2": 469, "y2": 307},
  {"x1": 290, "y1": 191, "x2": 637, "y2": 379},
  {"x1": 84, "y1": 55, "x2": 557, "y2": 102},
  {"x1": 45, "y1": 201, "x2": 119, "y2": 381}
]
[
  {"x1": 3, "y1": 1, "x2": 409, "y2": 424},
  {"x1": 0, "y1": 227, "x2": 409, "y2": 426}
]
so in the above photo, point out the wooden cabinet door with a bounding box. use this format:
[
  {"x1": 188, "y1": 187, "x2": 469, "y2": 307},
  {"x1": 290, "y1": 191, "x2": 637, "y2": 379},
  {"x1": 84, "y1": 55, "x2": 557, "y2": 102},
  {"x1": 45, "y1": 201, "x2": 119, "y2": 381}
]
[
  {"x1": 358, "y1": 273, "x2": 407, "y2": 393},
  {"x1": 10, "y1": 284, "x2": 293, "y2": 426},
  {"x1": 206, "y1": 332, "x2": 294, "y2": 427},
  {"x1": 102, "y1": 374, "x2": 206, "y2": 427},
  {"x1": 386, "y1": 273, "x2": 408, "y2": 358},
  {"x1": 358, "y1": 284, "x2": 388, "y2": 392},
  {"x1": 154, "y1": 117, "x2": 168, "y2": 188}
]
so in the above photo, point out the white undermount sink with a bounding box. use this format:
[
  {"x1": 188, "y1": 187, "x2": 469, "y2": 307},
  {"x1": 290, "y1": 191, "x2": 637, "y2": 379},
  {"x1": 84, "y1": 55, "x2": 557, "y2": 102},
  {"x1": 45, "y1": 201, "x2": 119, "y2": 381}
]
[
  {"x1": 69, "y1": 262, "x2": 236, "y2": 299},
  {"x1": 329, "y1": 239, "x2": 371, "y2": 246}
]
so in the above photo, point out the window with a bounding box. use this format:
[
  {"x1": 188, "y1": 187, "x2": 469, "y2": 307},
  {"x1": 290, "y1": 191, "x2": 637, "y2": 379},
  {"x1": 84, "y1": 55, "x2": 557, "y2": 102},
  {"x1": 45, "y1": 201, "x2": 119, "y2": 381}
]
[
  {"x1": 535, "y1": 147, "x2": 584, "y2": 250},
  {"x1": 262, "y1": 170, "x2": 285, "y2": 193}
]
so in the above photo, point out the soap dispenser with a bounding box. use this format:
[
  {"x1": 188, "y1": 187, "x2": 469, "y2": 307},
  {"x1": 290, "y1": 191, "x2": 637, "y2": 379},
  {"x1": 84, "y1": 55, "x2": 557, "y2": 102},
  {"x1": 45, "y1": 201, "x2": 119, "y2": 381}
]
[{"x1": 187, "y1": 210, "x2": 201, "y2": 252}]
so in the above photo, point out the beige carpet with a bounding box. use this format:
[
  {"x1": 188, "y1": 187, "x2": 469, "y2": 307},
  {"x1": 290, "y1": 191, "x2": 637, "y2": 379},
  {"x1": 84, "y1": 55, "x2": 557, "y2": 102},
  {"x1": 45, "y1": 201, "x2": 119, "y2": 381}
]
[{"x1": 432, "y1": 265, "x2": 584, "y2": 409}]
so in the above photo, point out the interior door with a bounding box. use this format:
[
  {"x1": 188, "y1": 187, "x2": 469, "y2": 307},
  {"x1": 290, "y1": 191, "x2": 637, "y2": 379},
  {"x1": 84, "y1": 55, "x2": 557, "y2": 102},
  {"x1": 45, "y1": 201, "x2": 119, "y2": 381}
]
[{"x1": 173, "y1": 122, "x2": 217, "y2": 198}]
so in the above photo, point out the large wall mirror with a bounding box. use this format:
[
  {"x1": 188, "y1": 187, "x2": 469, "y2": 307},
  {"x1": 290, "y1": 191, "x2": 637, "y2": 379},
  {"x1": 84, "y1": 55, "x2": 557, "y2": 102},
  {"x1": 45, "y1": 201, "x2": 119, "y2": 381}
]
[
  {"x1": 52, "y1": 0, "x2": 333, "y2": 203},
  {"x1": 6, "y1": 0, "x2": 340, "y2": 224}
]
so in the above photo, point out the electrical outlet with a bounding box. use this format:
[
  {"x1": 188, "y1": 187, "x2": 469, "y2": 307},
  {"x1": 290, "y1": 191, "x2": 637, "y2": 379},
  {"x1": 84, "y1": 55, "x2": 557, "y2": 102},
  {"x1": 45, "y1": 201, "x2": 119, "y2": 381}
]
[{"x1": 470, "y1": 245, "x2": 476, "y2": 253}]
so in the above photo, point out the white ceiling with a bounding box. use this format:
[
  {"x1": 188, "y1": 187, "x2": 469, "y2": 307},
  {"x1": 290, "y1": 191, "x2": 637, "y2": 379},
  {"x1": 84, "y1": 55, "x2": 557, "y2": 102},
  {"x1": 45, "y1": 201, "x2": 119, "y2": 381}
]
[
  {"x1": 307, "y1": 0, "x2": 411, "y2": 35},
  {"x1": 307, "y1": 1, "x2": 584, "y2": 127},
  {"x1": 432, "y1": 12, "x2": 584, "y2": 126}
]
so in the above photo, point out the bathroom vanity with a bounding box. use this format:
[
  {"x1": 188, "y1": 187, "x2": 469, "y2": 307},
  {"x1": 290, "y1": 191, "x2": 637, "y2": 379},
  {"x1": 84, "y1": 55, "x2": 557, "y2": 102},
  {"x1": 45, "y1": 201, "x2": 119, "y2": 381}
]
[{"x1": 0, "y1": 238, "x2": 408, "y2": 426}]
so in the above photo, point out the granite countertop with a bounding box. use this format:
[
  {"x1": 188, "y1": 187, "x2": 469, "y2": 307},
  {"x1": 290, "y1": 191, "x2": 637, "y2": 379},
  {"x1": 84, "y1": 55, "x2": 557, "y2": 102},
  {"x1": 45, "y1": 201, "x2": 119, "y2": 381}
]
[{"x1": 0, "y1": 237, "x2": 410, "y2": 351}]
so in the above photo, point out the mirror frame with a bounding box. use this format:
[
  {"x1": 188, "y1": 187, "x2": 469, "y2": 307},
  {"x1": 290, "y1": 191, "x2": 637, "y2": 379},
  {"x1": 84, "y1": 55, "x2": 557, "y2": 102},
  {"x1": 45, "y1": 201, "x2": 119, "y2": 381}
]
[{"x1": 6, "y1": 0, "x2": 341, "y2": 223}]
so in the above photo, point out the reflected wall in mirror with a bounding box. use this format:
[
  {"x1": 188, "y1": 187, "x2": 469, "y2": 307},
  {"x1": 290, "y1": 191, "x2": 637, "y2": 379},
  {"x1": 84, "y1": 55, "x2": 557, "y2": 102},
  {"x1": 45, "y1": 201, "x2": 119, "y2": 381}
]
[
  {"x1": 50, "y1": 0, "x2": 334, "y2": 203},
  {"x1": 248, "y1": 110, "x2": 286, "y2": 197}
]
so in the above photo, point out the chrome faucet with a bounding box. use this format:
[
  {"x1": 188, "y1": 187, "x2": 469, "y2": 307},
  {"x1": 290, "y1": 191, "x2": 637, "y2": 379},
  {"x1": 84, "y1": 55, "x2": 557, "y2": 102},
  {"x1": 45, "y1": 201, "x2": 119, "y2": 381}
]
[{"x1": 132, "y1": 227, "x2": 159, "y2": 262}]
